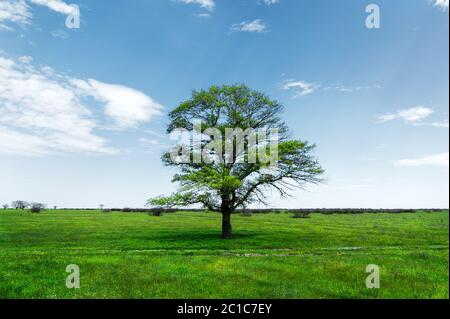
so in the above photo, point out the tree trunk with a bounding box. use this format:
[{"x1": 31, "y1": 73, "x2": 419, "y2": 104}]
[{"x1": 221, "y1": 211, "x2": 232, "y2": 239}]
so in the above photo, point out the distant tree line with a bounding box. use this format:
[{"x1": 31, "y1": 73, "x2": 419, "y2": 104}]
[
  {"x1": 234, "y1": 208, "x2": 443, "y2": 214},
  {"x1": 50, "y1": 207, "x2": 446, "y2": 215},
  {"x1": 4, "y1": 203, "x2": 444, "y2": 216},
  {"x1": 4, "y1": 201, "x2": 47, "y2": 213}
]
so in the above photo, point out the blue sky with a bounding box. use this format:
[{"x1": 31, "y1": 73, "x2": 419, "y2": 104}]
[{"x1": 0, "y1": 0, "x2": 448, "y2": 208}]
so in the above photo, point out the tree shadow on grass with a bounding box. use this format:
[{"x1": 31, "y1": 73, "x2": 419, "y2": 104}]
[
  {"x1": 123, "y1": 231, "x2": 261, "y2": 252},
  {"x1": 141, "y1": 231, "x2": 257, "y2": 242}
]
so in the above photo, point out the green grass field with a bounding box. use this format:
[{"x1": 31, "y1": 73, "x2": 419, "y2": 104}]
[{"x1": 0, "y1": 209, "x2": 448, "y2": 299}]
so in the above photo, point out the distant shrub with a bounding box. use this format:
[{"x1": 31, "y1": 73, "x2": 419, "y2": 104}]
[
  {"x1": 149, "y1": 208, "x2": 163, "y2": 216},
  {"x1": 250, "y1": 209, "x2": 271, "y2": 214},
  {"x1": 30, "y1": 203, "x2": 46, "y2": 213},
  {"x1": 122, "y1": 208, "x2": 132, "y2": 213},
  {"x1": 239, "y1": 209, "x2": 252, "y2": 217},
  {"x1": 292, "y1": 210, "x2": 311, "y2": 219},
  {"x1": 102, "y1": 209, "x2": 112, "y2": 213}
]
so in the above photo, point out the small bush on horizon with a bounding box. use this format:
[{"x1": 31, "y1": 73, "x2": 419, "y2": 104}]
[
  {"x1": 239, "y1": 209, "x2": 252, "y2": 217},
  {"x1": 292, "y1": 210, "x2": 311, "y2": 219},
  {"x1": 149, "y1": 208, "x2": 163, "y2": 216},
  {"x1": 30, "y1": 203, "x2": 46, "y2": 213}
]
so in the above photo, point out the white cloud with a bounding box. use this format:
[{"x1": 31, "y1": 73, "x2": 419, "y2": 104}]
[
  {"x1": 50, "y1": 29, "x2": 69, "y2": 39},
  {"x1": 139, "y1": 137, "x2": 171, "y2": 154},
  {"x1": 0, "y1": 126, "x2": 50, "y2": 156},
  {"x1": 262, "y1": 0, "x2": 280, "y2": 5},
  {"x1": 28, "y1": 0, "x2": 76, "y2": 15},
  {"x1": 431, "y1": 120, "x2": 449, "y2": 128},
  {"x1": 281, "y1": 79, "x2": 319, "y2": 97},
  {"x1": 0, "y1": 54, "x2": 163, "y2": 156},
  {"x1": 331, "y1": 84, "x2": 382, "y2": 93},
  {"x1": 0, "y1": 0, "x2": 31, "y2": 30},
  {"x1": 17, "y1": 55, "x2": 33, "y2": 63},
  {"x1": 432, "y1": 0, "x2": 449, "y2": 10},
  {"x1": 281, "y1": 79, "x2": 379, "y2": 97},
  {"x1": 336, "y1": 86, "x2": 354, "y2": 93},
  {"x1": 393, "y1": 152, "x2": 449, "y2": 167},
  {"x1": 176, "y1": 0, "x2": 215, "y2": 11},
  {"x1": 0, "y1": 55, "x2": 114, "y2": 155},
  {"x1": 195, "y1": 13, "x2": 211, "y2": 18},
  {"x1": 139, "y1": 137, "x2": 160, "y2": 146},
  {"x1": 231, "y1": 19, "x2": 268, "y2": 33},
  {"x1": 0, "y1": 0, "x2": 76, "y2": 30},
  {"x1": 377, "y1": 106, "x2": 434, "y2": 124},
  {"x1": 71, "y1": 79, "x2": 163, "y2": 129}
]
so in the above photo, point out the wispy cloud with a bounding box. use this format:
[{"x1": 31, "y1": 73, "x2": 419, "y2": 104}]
[
  {"x1": 431, "y1": 120, "x2": 449, "y2": 128},
  {"x1": 393, "y1": 152, "x2": 449, "y2": 167},
  {"x1": 139, "y1": 137, "x2": 169, "y2": 153},
  {"x1": 0, "y1": 53, "x2": 163, "y2": 156},
  {"x1": 281, "y1": 78, "x2": 381, "y2": 97},
  {"x1": 0, "y1": 0, "x2": 77, "y2": 30},
  {"x1": 231, "y1": 19, "x2": 268, "y2": 33},
  {"x1": 431, "y1": 0, "x2": 449, "y2": 11},
  {"x1": 176, "y1": 0, "x2": 215, "y2": 11},
  {"x1": 377, "y1": 106, "x2": 434, "y2": 124},
  {"x1": 281, "y1": 79, "x2": 320, "y2": 97},
  {"x1": 28, "y1": 0, "x2": 76, "y2": 15},
  {"x1": 195, "y1": 13, "x2": 211, "y2": 18},
  {"x1": 0, "y1": 55, "x2": 114, "y2": 156},
  {"x1": 0, "y1": 0, "x2": 31, "y2": 30},
  {"x1": 70, "y1": 79, "x2": 163, "y2": 129},
  {"x1": 50, "y1": 29, "x2": 69, "y2": 39},
  {"x1": 325, "y1": 84, "x2": 382, "y2": 93},
  {"x1": 261, "y1": 0, "x2": 280, "y2": 5}
]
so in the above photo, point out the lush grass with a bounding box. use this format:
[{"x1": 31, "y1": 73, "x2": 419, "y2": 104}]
[{"x1": 0, "y1": 209, "x2": 448, "y2": 299}]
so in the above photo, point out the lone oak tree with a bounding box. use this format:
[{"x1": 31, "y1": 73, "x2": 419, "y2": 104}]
[{"x1": 148, "y1": 85, "x2": 324, "y2": 239}]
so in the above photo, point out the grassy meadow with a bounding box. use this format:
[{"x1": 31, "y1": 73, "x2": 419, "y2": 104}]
[{"x1": 0, "y1": 209, "x2": 448, "y2": 299}]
